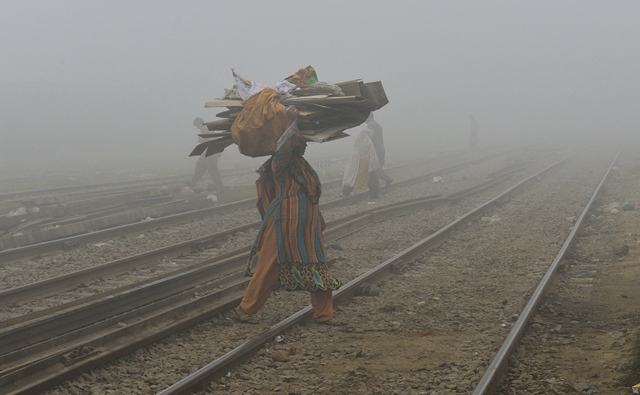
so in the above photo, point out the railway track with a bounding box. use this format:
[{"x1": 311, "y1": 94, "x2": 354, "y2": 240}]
[
  {"x1": 0, "y1": 159, "x2": 272, "y2": 206},
  {"x1": 141, "y1": 147, "x2": 619, "y2": 395},
  {"x1": 0, "y1": 157, "x2": 317, "y2": 247},
  {"x1": 0, "y1": 147, "x2": 512, "y2": 263},
  {"x1": 494, "y1": 149, "x2": 640, "y2": 394},
  {"x1": 0, "y1": 175, "x2": 187, "y2": 205},
  {"x1": 0, "y1": 149, "x2": 539, "y2": 314},
  {"x1": 0, "y1": 150, "x2": 545, "y2": 394}
]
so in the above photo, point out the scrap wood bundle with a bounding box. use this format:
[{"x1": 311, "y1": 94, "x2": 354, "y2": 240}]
[{"x1": 190, "y1": 66, "x2": 388, "y2": 158}]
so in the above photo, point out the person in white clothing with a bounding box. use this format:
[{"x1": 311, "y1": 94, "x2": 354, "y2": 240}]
[{"x1": 341, "y1": 130, "x2": 380, "y2": 199}]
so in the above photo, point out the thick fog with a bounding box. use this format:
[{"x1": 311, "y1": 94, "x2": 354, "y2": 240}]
[{"x1": 2, "y1": 1, "x2": 639, "y2": 175}]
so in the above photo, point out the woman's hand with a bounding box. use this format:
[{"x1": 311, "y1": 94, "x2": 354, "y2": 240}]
[{"x1": 286, "y1": 106, "x2": 299, "y2": 120}]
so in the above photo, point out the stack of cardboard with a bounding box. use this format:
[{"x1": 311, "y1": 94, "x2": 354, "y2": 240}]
[{"x1": 190, "y1": 78, "x2": 388, "y2": 157}]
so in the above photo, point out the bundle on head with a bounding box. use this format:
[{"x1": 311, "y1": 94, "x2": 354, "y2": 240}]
[{"x1": 230, "y1": 88, "x2": 293, "y2": 157}]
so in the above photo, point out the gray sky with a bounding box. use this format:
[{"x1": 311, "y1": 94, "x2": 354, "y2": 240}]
[{"x1": 2, "y1": 1, "x2": 639, "y2": 172}]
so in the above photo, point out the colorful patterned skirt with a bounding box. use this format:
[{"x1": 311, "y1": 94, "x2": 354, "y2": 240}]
[{"x1": 246, "y1": 217, "x2": 341, "y2": 292}]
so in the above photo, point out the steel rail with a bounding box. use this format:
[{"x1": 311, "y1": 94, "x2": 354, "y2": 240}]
[
  {"x1": 0, "y1": 247, "x2": 250, "y2": 356},
  {"x1": 0, "y1": 175, "x2": 187, "y2": 203},
  {"x1": 0, "y1": 275, "x2": 248, "y2": 395},
  {"x1": 471, "y1": 148, "x2": 622, "y2": 395},
  {"x1": 0, "y1": 188, "x2": 174, "y2": 232},
  {"x1": 0, "y1": 163, "x2": 277, "y2": 204},
  {"x1": 486, "y1": 162, "x2": 535, "y2": 179},
  {"x1": 0, "y1": 196, "x2": 231, "y2": 251},
  {"x1": 156, "y1": 150, "x2": 580, "y2": 395},
  {"x1": 0, "y1": 226, "x2": 246, "y2": 310}
]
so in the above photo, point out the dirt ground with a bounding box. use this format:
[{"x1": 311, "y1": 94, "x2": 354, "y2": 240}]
[{"x1": 499, "y1": 155, "x2": 640, "y2": 394}]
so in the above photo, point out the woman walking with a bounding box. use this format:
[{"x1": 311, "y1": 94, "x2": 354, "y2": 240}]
[{"x1": 234, "y1": 111, "x2": 341, "y2": 325}]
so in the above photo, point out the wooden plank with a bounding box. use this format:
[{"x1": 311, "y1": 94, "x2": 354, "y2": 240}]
[
  {"x1": 335, "y1": 80, "x2": 364, "y2": 97},
  {"x1": 296, "y1": 110, "x2": 320, "y2": 118},
  {"x1": 301, "y1": 128, "x2": 351, "y2": 143},
  {"x1": 204, "y1": 99, "x2": 243, "y2": 108},
  {"x1": 204, "y1": 118, "x2": 234, "y2": 131},
  {"x1": 281, "y1": 95, "x2": 363, "y2": 105},
  {"x1": 300, "y1": 116, "x2": 365, "y2": 142},
  {"x1": 198, "y1": 132, "x2": 231, "y2": 138},
  {"x1": 362, "y1": 81, "x2": 389, "y2": 109},
  {"x1": 215, "y1": 110, "x2": 241, "y2": 118},
  {"x1": 205, "y1": 140, "x2": 233, "y2": 157},
  {"x1": 189, "y1": 137, "x2": 233, "y2": 157}
]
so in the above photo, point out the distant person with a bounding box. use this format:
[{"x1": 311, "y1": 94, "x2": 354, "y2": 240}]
[
  {"x1": 469, "y1": 114, "x2": 479, "y2": 150},
  {"x1": 366, "y1": 113, "x2": 393, "y2": 187},
  {"x1": 189, "y1": 117, "x2": 224, "y2": 191},
  {"x1": 341, "y1": 130, "x2": 380, "y2": 199}
]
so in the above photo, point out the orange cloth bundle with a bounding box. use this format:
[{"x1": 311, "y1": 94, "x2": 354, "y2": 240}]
[{"x1": 230, "y1": 88, "x2": 289, "y2": 157}]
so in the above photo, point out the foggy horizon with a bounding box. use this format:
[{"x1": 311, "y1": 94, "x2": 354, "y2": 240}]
[{"x1": 2, "y1": 1, "x2": 639, "y2": 176}]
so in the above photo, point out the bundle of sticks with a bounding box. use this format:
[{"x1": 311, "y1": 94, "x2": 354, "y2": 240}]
[{"x1": 190, "y1": 71, "x2": 388, "y2": 158}]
